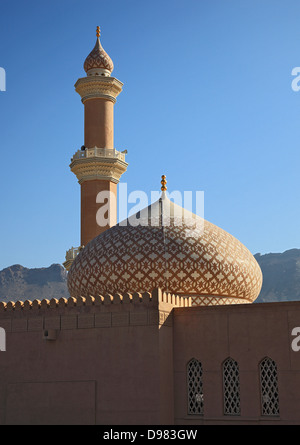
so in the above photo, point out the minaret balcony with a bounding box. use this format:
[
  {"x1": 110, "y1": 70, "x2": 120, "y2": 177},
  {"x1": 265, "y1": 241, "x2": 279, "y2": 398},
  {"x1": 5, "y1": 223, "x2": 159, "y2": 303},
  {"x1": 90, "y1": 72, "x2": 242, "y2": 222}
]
[
  {"x1": 70, "y1": 146, "x2": 128, "y2": 184},
  {"x1": 63, "y1": 246, "x2": 84, "y2": 271},
  {"x1": 71, "y1": 147, "x2": 127, "y2": 162}
]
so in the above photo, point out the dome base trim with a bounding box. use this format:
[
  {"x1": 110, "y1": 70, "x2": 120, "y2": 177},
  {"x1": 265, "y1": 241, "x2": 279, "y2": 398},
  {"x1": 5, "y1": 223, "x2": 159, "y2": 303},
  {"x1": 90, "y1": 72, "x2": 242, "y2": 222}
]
[{"x1": 190, "y1": 295, "x2": 252, "y2": 306}]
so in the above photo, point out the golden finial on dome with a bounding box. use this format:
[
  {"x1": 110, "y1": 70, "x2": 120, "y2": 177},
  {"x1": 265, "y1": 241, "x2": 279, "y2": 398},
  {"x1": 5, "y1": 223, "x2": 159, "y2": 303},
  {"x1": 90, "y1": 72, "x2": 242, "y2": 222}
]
[
  {"x1": 161, "y1": 175, "x2": 167, "y2": 191},
  {"x1": 96, "y1": 26, "x2": 100, "y2": 37}
]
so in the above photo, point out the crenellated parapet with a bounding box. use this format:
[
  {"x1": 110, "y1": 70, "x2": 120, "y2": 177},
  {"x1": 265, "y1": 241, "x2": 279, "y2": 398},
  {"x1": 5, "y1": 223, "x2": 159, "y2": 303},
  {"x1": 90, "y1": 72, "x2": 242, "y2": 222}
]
[
  {"x1": 0, "y1": 289, "x2": 190, "y2": 312},
  {"x1": 0, "y1": 289, "x2": 191, "y2": 334}
]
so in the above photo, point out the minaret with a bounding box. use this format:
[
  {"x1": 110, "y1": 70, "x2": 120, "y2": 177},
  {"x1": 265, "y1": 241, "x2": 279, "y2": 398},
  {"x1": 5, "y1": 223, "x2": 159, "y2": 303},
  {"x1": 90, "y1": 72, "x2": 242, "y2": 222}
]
[{"x1": 63, "y1": 26, "x2": 128, "y2": 270}]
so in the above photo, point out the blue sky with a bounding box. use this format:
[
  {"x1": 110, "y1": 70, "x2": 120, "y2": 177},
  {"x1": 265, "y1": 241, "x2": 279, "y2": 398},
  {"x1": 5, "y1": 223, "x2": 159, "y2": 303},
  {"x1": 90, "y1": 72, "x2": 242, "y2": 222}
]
[{"x1": 0, "y1": 0, "x2": 300, "y2": 270}]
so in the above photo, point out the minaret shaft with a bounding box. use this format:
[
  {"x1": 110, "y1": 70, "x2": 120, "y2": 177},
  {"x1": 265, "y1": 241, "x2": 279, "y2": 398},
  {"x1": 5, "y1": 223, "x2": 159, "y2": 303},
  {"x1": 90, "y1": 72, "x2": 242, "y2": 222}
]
[
  {"x1": 80, "y1": 95, "x2": 116, "y2": 246},
  {"x1": 81, "y1": 179, "x2": 117, "y2": 246},
  {"x1": 84, "y1": 98, "x2": 114, "y2": 149}
]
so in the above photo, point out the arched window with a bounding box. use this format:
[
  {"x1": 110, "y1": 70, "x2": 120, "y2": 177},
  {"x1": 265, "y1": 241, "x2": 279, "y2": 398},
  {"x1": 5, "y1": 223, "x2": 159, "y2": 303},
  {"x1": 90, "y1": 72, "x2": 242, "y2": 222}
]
[
  {"x1": 187, "y1": 358, "x2": 204, "y2": 415},
  {"x1": 223, "y1": 357, "x2": 241, "y2": 415},
  {"x1": 259, "y1": 357, "x2": 279, "y2": 416}
]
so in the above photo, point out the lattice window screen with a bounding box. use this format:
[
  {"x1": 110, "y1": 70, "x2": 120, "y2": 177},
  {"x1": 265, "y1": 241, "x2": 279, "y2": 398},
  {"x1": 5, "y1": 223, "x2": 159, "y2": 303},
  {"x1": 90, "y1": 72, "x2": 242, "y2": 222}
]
[
  {"x1": 260, "y1": 357, "x2": 280, "y2": 416},
  {"x1": 223, "y1": 357, "x2": 241, "y2": 415},
  {"x1": 187, "y1": 358, "x2": 204, "y2": 415}
]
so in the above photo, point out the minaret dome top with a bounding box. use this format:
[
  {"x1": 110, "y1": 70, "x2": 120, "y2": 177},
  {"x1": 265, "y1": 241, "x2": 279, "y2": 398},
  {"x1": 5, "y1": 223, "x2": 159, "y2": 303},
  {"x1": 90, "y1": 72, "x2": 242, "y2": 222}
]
[{"x1": 83, "y1": 26, "x2": 114, "y2": 77}]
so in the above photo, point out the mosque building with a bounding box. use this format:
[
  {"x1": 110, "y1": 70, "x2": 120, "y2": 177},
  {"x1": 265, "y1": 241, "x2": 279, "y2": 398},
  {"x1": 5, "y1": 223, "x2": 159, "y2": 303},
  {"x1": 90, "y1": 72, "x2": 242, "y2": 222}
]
[{"x1": 0, "y1": 27, "x2": 300, "y2": 425}]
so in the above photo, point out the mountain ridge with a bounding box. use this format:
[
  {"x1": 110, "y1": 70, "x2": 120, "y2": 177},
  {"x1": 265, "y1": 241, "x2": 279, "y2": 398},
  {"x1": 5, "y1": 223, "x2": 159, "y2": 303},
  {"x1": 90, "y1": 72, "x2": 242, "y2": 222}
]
[
  {"x1": 254, "y1": 248, "x2": 300, "y2": 303},
  {"x1": 0, "y1": 263, "x2": 69, "y2": 302}
]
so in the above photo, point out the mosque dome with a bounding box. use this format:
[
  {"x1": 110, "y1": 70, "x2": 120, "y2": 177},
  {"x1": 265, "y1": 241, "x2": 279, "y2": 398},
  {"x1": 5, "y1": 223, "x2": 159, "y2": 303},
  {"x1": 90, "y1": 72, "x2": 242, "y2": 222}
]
[
  {"x1": 67, "y1": 187, "x2": 262, "y2": 306},
  {"x1": 83, "y1": 26, "x2": 114, "y2": 76}
]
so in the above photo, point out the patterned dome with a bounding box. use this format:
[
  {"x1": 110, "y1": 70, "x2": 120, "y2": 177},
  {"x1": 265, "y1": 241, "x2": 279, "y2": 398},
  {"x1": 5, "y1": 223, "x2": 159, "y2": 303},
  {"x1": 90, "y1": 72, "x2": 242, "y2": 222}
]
[
  {"x1": 67, "y1": 193, "x2": 263, "y2": 306},
  {"x1": 83, "y1": 27, "x2": 114, "y2": 76}
]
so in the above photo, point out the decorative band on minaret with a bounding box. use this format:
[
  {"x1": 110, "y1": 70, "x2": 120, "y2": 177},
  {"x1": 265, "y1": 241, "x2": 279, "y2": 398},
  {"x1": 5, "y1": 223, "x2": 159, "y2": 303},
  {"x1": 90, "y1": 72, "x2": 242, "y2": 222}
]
[{"x1": 64, "y1": 27, "x2": 128, "y2": 270}]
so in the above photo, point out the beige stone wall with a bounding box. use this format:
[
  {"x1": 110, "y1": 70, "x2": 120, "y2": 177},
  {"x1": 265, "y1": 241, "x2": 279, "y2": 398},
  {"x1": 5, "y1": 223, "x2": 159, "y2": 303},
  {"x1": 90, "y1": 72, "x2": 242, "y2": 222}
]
[
  {"x1": 1, "y1": 293, "x2": 300, "y2": 424},
  {"x1": 173, "y1": 301, "x2": 300, "y2": 425},
  {"x1": 0, "y1": 289, "x2": 188, "y2": 425}
]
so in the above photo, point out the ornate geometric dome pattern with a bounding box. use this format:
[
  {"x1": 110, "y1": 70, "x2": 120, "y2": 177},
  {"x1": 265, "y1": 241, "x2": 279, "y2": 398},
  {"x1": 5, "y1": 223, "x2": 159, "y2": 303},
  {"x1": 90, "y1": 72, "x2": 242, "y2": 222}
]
[
  {"x1": 84, "y1": 36, "x2": 114, "y2": 74},
  {"x1": 67, "y1": 194, "x2": 262, "y2": 306}
]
